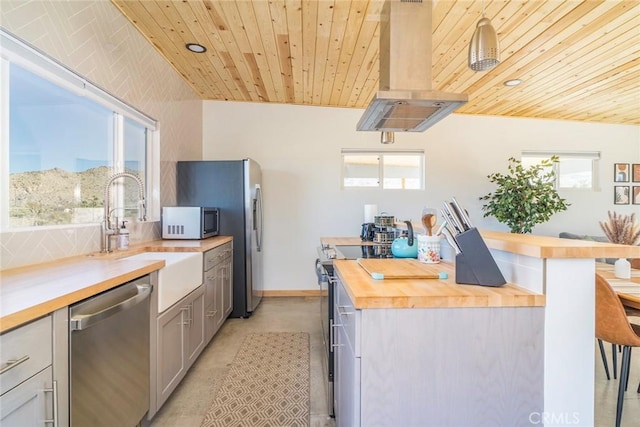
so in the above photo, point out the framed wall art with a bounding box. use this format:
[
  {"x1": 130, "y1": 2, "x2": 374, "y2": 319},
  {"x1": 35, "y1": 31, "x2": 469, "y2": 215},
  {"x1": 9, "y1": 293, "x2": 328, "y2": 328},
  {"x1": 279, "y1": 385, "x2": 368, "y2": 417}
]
[
  {"x1": 633, "y1": 186, "x2": 640, "y2": 205},
  {"x1": 614, "y1": 186, "x2": 630, "y2": 205},
  {"x1": 632, "y1": 164, "x2": 640, "y2": 183},
  {"x1": 614, "y1": 163, "x2": 630, "y2": 182}
]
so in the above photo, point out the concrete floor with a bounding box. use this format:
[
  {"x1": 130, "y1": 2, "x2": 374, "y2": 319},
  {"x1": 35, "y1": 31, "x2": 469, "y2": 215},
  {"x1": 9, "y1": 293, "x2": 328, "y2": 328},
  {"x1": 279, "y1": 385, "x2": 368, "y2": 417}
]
[
  {"x1": 149, "y1": 297, "x2": 334, "y2": 427},
  {"x1": 149, "y1": 297, "x2": 640, "y2": 427}
]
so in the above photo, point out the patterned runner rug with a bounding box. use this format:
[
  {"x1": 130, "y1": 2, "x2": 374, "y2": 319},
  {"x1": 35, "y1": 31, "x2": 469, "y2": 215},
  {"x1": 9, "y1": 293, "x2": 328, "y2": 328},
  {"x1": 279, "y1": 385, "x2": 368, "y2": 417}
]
[{"x1": 201, "y1": 332, "x2": 310, "y2": 427}]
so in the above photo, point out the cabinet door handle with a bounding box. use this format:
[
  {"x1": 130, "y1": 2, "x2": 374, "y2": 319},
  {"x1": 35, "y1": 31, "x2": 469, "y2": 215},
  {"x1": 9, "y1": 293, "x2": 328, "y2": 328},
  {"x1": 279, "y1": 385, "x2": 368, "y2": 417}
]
[
  {"x1": 337, "y1": 305, "x2": 354, "y2": 316},
  {"x1": 180, "y1": 306, "x2": 190, "y2": 325},
  {"x1": 43, "y1": 380, "x2": 58, "y2": 426},
  {"x1": 205, "y1": 310, "x2": 217, "y2": 318},
  {"x1": 0, "y1": 355, "x2": 29, "y2": 374}
]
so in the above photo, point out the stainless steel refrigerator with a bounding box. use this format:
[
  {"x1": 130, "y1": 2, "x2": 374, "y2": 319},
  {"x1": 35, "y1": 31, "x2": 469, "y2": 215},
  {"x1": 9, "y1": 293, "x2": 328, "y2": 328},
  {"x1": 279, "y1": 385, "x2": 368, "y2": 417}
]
[{"x1": 176, "y1": 159, "x2": 263, "y2": 317}]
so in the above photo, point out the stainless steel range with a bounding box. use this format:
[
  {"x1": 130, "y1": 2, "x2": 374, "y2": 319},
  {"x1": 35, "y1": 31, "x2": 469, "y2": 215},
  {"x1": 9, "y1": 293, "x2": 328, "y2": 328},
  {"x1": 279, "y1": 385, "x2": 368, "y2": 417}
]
[{"x1": 315, "y1": 243, "x2": 392, "y2": 417}]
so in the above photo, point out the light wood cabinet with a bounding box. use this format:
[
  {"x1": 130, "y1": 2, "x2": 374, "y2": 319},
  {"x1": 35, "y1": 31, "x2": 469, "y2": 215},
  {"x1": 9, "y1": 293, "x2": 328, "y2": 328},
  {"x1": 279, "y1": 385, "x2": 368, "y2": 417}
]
[
  {"x1": 203, "y1": 242, "x2": 233, "y2": 344},
  {"x1": 156, "y1": 285, "x2": 205, "y2": 410}
]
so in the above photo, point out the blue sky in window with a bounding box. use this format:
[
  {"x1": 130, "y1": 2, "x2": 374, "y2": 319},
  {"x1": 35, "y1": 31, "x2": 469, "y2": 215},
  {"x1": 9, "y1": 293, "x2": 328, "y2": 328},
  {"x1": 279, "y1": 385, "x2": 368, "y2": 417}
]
[{"x1": 9, "y1": 63, "x2": 112, "y2": 173}]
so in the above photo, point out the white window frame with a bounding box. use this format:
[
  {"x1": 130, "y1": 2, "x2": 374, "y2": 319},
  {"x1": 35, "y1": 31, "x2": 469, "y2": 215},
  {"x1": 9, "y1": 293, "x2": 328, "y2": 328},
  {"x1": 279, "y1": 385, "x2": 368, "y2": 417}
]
[
  {"x1": 341, "y1": 148, "x2": 425, "y2": 190},
  {"x1": 521, "y1": 150, "x2": 601, "y2": 191},
  {"x1": 0, "y1": 29, "x2": 160, "y2": 230}
]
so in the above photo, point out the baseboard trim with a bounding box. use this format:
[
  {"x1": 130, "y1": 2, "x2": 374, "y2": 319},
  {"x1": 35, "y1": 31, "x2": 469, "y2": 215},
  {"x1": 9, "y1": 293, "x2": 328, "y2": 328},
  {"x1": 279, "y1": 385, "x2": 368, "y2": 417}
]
[{"x1": 262, "y1": 289, "x2": 325, "y2": 297}]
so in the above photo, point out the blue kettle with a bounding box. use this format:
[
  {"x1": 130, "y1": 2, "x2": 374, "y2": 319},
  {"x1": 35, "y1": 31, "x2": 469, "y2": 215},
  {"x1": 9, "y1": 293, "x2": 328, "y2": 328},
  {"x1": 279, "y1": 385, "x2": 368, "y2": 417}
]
[{"x1": 391, "y1": 220, "x2": 418, "y2": 258}]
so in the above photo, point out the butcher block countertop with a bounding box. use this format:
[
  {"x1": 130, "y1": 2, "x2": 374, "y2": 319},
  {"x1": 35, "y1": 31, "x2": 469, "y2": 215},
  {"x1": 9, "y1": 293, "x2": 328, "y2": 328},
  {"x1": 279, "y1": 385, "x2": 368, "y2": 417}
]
[
  {"x1": 0, "y1": 236, "x2": 232, "y2": 333},
  {"x1": 333, "y1": 259, "x2": 545, "y2": 309},
  {"x1": 481, "y1": 230, "x2": 640, "y2": 259},
  {"x1": 322, "y1": 233, "x2": 640, "y2": 260}
]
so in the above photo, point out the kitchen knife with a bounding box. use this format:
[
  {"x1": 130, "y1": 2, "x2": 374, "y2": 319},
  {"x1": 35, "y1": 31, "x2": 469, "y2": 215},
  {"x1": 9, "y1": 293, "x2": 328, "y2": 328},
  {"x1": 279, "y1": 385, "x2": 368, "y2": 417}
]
[
  {"x1": 442, "y1": 203, "x2": 464, "y2": 234},
  {"x1": 441, "y1": 227, "x2": 462, "y2": 254},
  {"x1": 448, "y1": 201, "x2": 469, "y2": 232},
  {"x1": 451, "y1": 197, "x2": 474, "y2": 229}
]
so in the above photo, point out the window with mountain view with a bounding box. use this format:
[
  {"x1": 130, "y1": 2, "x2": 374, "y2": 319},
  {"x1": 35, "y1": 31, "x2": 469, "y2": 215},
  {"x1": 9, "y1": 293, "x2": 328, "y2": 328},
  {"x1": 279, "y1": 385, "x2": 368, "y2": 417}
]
[{"x1": 1, "y1": 30, "x2": 155, "y2": 229}]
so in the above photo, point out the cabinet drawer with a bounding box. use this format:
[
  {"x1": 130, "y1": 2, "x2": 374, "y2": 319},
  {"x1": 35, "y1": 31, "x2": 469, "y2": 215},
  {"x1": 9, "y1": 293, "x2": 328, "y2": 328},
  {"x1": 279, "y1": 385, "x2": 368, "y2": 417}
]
[
  {"x1": 0, "y1": 366, "x2": 53, "y2": 424},
  {"x1": 0, "y1": 316, "x2": 52, "y2": 394},
  {"x1": 335, "y1": 279, "x2": 359, "y2": 356},
  {"x1": 204, "y1": 242, "x2": 232, "y2": 271}
]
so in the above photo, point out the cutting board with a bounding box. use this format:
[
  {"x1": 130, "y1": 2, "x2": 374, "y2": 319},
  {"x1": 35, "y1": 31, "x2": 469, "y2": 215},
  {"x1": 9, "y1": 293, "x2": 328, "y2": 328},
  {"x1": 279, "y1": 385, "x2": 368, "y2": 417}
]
[{"x1": 357, "y1": 258, "x2": 447, "y2": 280}]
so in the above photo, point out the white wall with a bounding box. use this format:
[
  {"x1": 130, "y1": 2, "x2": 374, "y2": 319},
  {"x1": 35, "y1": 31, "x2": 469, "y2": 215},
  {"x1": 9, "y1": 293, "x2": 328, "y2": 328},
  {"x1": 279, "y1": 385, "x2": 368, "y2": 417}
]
[{"x1": 203, "y1": 101, "x2": 639, "y2": 291}]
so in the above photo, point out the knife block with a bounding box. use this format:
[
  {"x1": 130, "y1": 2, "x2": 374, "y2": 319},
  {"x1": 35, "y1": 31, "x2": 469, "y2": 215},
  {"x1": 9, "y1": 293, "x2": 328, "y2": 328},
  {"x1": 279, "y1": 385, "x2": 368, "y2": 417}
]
[{"x1": 454, "y1": 228, "x2": 506, "y2": 287}]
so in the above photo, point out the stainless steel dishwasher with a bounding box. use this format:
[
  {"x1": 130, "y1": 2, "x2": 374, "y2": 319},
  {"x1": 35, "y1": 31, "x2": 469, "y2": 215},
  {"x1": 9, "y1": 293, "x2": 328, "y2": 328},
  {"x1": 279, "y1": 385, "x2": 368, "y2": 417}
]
[{"x1": 69, "y1": 276, "x2": 151, "y2": 427}]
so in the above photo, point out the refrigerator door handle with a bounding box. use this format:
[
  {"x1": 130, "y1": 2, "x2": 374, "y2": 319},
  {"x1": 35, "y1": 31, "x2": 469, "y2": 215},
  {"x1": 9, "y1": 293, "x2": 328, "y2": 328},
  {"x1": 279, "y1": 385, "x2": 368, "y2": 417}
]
[{"x1": 255, "y1": 184, "x2": 263, "y2": 252}]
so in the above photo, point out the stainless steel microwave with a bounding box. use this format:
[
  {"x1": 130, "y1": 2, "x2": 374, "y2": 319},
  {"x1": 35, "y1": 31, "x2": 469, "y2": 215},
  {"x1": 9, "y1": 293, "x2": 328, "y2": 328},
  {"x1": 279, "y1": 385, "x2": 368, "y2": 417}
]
[{"x1": 162, "y1": 206, "x2": 219, "y2": 239}]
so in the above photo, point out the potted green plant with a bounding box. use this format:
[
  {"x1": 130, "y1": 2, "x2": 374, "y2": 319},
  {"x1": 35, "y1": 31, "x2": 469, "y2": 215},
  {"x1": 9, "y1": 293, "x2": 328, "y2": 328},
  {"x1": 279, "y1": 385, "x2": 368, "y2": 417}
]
[{"x1": 479, "y1": 156, "x2": 570, "y2": 234}]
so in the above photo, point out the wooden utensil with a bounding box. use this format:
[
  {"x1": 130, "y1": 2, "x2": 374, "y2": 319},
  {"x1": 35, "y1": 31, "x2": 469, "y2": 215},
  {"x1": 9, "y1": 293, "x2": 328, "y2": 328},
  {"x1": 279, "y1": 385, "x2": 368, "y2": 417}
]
[{"x1": 422, "y1": 213, "x2": 436, "y2": 236}]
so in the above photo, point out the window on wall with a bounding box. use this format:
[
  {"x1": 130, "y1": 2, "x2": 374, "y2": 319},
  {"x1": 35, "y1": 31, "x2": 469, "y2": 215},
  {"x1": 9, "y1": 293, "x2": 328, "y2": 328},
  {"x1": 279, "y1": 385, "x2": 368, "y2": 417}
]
[
  {"x1": 1, "y1": 29, "x2": 157, "y2": 229},
  {"x1": 521, "y1": 151, "x2": 600, "y2": 190},
  {"x1": 342, "y1": 149, "x2": 424, "y2": 189}
]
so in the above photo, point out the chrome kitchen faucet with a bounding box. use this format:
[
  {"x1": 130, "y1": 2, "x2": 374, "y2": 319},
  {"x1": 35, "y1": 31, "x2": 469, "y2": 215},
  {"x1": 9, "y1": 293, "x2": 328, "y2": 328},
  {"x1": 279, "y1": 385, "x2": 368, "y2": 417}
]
[{"x1": 102, "y1": 172, "x2": 146, "y2": 253}]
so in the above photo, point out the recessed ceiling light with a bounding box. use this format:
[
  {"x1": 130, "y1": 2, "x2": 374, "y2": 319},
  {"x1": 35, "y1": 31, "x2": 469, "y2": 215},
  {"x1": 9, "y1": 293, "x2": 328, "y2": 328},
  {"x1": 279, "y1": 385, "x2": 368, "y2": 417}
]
[
  {"x1": 504, "y1": 79, "x2": 523, "y2": 87},
  {"x1": 186, "y1": 43, "x2": 206, "y2": 53}
]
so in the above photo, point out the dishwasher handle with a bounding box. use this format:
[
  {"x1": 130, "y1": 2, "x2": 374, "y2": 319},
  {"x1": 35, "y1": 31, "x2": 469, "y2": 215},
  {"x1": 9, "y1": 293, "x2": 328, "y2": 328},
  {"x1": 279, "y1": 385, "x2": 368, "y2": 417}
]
[{"x1": 70, "y1": 284, "x2": 151, "y2": 331}]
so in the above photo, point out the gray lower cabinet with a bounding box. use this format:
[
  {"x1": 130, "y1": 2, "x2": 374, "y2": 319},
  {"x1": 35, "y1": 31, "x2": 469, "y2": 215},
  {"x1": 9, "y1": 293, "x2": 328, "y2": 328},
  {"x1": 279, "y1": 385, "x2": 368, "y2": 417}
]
[
  {"x1": 156, "y1": 285, "x2": 205, "y2": 410},
  {"x1": 0, "y1": 315, "x2": 61, "y2": 427},
  {"x1": 203, "y1": 242, "x2": 233, "y2": 344},
  {"x1": 332, "y1": 275, "x2": 544, "y2": 427},
  {"x1": 0, "y1": 367, "x2": 54, "y2": 425}
]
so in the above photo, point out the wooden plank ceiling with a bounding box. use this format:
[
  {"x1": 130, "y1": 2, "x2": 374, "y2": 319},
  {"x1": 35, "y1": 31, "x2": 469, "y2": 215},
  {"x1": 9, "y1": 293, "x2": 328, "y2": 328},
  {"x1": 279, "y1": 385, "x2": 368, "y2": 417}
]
[{"x1": 111, "y1": 0, "x2": 640, "y2": 126}]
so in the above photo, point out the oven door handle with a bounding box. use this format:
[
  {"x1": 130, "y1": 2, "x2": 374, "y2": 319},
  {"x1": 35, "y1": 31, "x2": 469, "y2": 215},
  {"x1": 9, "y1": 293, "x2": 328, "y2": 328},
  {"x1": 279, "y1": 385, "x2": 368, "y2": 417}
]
[{"x1": 315, "y1": 258, "x2": 328, "y2": 284}]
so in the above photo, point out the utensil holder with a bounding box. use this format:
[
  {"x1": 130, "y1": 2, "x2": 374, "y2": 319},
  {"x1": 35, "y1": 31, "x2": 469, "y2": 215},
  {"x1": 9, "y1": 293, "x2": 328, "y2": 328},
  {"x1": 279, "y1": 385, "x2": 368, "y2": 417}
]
[{"x1": 454, "y1": 228, "x2": 506, "y2": 287}]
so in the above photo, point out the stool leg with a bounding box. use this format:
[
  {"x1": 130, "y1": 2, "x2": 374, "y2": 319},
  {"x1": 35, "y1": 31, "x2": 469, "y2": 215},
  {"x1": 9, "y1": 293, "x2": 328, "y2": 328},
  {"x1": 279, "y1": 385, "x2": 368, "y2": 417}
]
[
  {"x1": 624, "y1": 348, "x2": 632, "y2": 391},
  {"x1": 613, "y1": 343, "x2": 618, "y2": 379},
  {"x1": 598, "y1": 339, "x2": 611, "y2": 380},
  {"x1": 616, "y1": 346, "x2": 631, "y2": 427}
]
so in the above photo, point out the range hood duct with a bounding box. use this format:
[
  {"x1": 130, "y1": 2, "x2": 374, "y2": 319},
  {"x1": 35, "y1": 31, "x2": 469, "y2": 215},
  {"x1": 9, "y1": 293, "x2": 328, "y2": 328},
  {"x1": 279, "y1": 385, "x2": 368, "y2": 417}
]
[{"x1": 357, "y1": 0, "x2": 468, "y2": 133}]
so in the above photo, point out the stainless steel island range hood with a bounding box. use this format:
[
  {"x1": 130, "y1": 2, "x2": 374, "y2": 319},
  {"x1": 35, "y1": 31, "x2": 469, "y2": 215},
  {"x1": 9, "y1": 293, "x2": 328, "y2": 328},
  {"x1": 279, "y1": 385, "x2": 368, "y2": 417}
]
[{"x1": 357, "y1": 0, "x2": 468, "y2": 133}]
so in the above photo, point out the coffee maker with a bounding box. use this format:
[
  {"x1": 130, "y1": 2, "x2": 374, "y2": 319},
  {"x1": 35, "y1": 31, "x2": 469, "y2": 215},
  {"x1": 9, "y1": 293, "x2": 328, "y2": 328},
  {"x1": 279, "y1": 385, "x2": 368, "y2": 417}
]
[{"x1": 361, "y1": 223, "x2": 376, "y2": 241}]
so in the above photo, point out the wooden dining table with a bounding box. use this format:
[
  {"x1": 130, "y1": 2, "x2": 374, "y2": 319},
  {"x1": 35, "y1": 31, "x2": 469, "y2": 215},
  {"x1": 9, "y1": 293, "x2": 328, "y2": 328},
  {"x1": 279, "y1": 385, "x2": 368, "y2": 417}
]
[{"x1": 596, "y1": 263, "x2": 640, "y2": 311}]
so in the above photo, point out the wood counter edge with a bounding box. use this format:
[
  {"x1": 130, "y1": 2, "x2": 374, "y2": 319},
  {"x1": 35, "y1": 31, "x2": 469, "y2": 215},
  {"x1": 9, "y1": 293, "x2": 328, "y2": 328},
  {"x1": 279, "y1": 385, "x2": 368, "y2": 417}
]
[
  {"x1": 481, "y1": 230, "x2": 640, "y2": 259},
  {"x1": 322, "y1": 233, "x2": 640, "y2": 259},
  {"x1": 0, "y1": 262, "x2": 163, "y2": 333},
  {"x1": 0, "y1": 237, "x2": 233, "y2": 333},
  {"x1": 334, "y1": 260, "x2": 545, "y2": 310}
]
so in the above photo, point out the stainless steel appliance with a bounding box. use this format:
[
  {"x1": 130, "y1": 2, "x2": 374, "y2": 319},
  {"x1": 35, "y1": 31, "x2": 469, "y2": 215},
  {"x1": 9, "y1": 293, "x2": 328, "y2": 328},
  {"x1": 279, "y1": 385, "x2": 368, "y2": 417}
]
[
  {"x1": 177, "y1": 159, "x2": 263, "y2": 318},
  {"x1": 315, "y1": 257, "x2": 334, "y2": 417},
  {"x1": 315, "y1": 243, "x2": 392, "y2": 417},
  {"x1": 69, "y1": 276, "x2": 151, "y2": 427},
  {"x1": 161, "y1": 206, "x2": 220, "y2": 239}
]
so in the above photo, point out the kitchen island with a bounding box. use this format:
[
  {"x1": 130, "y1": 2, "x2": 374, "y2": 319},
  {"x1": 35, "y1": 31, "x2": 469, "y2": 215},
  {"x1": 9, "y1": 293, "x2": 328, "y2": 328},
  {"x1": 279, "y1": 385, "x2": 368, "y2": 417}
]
[
  {"x1": 324, "y1": 232, "x2": 640, "y2": 426},
  {"x1": 481, "y1": 231, "x2": 640, "y2": 426},
  {"x1": 331, "y1": 258, "x2": 545, "y2": 426}
]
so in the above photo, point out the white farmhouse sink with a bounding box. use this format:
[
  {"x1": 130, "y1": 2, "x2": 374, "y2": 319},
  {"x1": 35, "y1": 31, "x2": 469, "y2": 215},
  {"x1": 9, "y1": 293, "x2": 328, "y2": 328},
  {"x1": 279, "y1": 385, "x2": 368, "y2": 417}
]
[{"x1": 123, "y1": 252, "x2": 203, "y2": 313}]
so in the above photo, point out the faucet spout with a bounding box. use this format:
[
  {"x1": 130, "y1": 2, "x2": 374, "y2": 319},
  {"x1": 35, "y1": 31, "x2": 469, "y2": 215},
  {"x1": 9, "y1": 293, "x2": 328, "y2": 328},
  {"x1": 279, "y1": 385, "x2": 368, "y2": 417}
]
[{"x1": 102, "y1": 172, "x2": 146, "y2": 253}]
